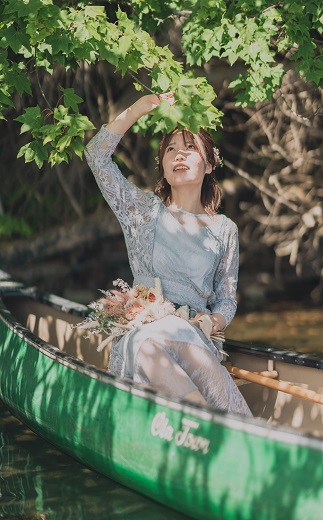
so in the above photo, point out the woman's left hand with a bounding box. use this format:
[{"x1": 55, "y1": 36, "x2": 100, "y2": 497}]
[{"x1": 193, "y1": 312, "x2": 225, "y2": 335}]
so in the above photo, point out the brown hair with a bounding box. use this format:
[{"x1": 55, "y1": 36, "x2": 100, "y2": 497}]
[{"x1": 154, "y1": 128, "x2": 222, "y2": 214}]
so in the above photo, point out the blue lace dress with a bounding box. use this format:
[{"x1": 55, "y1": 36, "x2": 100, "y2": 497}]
[{"x1": 85, "y1": 126, "x2": 251, "y2": 416}]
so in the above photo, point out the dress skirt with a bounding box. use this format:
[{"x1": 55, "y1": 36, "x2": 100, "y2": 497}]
[{"x1": 109, "y1": 315, "x2": 252, "y2": 417}]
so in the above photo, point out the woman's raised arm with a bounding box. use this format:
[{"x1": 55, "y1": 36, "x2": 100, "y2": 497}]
[{"x1": 105, "y1": 94, "x2": 160, "y2": 135}]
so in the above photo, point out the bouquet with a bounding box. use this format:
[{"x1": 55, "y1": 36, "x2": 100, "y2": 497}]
[{"x1": 75, "y1": 278, "x2": 224, "y2": 352}]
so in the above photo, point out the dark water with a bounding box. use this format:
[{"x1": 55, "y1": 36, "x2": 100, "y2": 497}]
[{"x1": 0, "y1": 401, "x2": 188, "y2": 520}]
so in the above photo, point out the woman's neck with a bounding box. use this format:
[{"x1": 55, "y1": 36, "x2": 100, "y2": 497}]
[{"x1": 168, "y1": 190, "x2": 206, "y2": 215}]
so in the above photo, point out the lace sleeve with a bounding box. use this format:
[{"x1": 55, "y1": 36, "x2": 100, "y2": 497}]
[
  {"x1": 210, "y1": 221, "x2": 239, "y2": 327},
  {"x1": 85, "y1": 125, "x2": 150, "y2": 226}
]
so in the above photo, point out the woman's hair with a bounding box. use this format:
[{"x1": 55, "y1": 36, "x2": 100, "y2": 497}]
[{"x1": 154, "y1": 128, "x2": 222, "y2": 214}]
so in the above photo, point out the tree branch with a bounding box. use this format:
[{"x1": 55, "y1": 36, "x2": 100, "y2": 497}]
[{"x1": 224, "y1": 160, "x2": 301, "y2": 213}]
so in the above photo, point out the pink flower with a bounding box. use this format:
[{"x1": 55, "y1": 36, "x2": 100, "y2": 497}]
[
  {"x1": 101, "y1": 293, "x2": 127, "y2": 318},
  {"x1": 110, "y1": 289, "x2": 129, "y2": 303},
  {"x1": 124, "y1": 301, "x2": 146, "y2": 320},
  {"x1": 148, "y1": 291, "x2": 156, "y2": 302}
]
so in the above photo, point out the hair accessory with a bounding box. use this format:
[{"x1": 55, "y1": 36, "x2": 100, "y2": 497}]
[{"x1": 213, "y1": 147, "x2": 223, "y2": 168}]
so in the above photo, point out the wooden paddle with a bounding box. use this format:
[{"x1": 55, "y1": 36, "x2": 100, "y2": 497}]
[{"x1": 226, "y1": 365, "x2": 323, "y2": 405}]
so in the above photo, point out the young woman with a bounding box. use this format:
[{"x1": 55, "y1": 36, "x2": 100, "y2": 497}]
[{"x1": 85, "y1": 93, "x2": 251, "y2": 416}]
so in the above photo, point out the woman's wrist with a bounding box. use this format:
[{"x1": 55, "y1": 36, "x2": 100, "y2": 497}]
[
  {"x1": 105, "y1": 94, "x2": 159, "y2": 135},
  {"x1": 192, "y1": 312, "x2": 226, "y2": 334},
  {"x1": 134, "y1": 94, "x2": 160, "y2": 117}
]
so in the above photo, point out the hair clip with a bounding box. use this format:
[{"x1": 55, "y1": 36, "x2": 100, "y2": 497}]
[{"x1": 213, "y1": 147, "x2": 223, "y2": 168}]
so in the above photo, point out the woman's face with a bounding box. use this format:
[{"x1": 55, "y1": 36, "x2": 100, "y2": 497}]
[{"x1": 162, "y1": 131, "x2": 212, "y2": 190}]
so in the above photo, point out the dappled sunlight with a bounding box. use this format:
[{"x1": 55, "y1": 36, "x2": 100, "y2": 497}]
[
  {"x1": 152, "y1": 208, "x2": 223, "y2": 306},
  {"x1": 14, "y1": 297, "x2": 110, "y2": 369},
  {"x1": 163, "y1": 206, "x2": 218, "y2": 237},
  {"x1": 291, "y1": 405, "x2": 304, "y2": 429},
  {"x1": 269, "y1": 389, "x2": 323, "y2": 436}
]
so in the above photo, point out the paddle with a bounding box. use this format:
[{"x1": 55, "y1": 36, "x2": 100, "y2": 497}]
[{"x1": 226, "y1": 365, "x2": 323, "y2": 405}]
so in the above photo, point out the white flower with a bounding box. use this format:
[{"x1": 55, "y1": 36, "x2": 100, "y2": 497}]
[
  {"x1": 192, "y1": 314, "x2": 213, "y2": 339},
  {"x1": 78, "y1": 319, "x2": 100, "y2": 330},
  {"x1": 174, "y1": 305, "x2": 190, "y2": 321}
]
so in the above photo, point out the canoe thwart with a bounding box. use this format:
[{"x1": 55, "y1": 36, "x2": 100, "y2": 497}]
[
  {"x1": 223, "y1": 363, "x2": 278, "y2": 386},
  {"x1": 226, "y1": 365, "x2": 323, "y2": 405}
]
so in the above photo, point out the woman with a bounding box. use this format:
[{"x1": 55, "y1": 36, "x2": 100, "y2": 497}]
[{"x1": 85, "y1": 93, "x2": 251, "y2": 416}]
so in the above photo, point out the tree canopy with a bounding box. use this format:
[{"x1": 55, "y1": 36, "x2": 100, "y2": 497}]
[{"x1": 1, "y1": 0, "x2": 322, "y2": 168}]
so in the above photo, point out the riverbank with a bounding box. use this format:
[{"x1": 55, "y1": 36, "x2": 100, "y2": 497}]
[{"x1": 227, "y1": 302, "x2": 323, "y2": 353}]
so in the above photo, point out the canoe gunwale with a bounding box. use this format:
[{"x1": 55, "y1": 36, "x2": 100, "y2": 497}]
[
  {"x1": 1, "y1": 278, "x2": 323, "y2": 451},
  {"x1": 225, "y1": 340, "x2": 323, "y2": 370},
  {"x1": 2, "y1": 279, "x2": 323, "y2": 371}
]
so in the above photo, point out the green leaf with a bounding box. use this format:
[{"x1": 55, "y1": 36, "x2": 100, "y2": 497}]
[
  {"x1": 5, "y1": 66, "x2": 32, "y2": 96},
  {"x1": 84, "y1": 6, "x2": 106, "y2": 19},
  {"x1": 17, "y1": 140, "x2": 48, "y2": 169},
  {"x1": 53, "y1": 105, "x2": 71, "y2": 125},
  {"x1": 3, "y1": 0, "x2": 45, "y2": 17},
  {"x1": 0, "y1": 90, "x2": 15, "y2": 109},
  {"x1": 97, "y1": 41, "x2": 119, "y2": 66},
  {"x1": 50, "y1": 35, "x2": 70, "y2": 56},
  {"x1": 15, "y1": 107, "x2": 44, "y2": 133},
  {"x1": 60, "y1": 87, "x2": 84, "y2": 112},
  {"x1": 68, "y1": 115, "x2": 95, "y2": 135},
  {"x1": 149, "y1": 100, "x2": 177, "y2": 132},
  {"x1": 56, "y1": 134, "x2": 72, "y2": 152},
  {"x1": 49, "y1": 149, "x2": 70, "y2": 166},
  {"x1": 74, "y1": 25, "x2": 90, "y2": 44},
  {"x1": 0, "y1": 49, "x2": 9, "y2": 69},
  {"x1": 156, "y1": 73, "x2": 171, "y2": 92},
  {"x1": 1, "y1": 27, "x2": 30, "y2": 54},
  {"x1": 70, "y1": 137, "x2": 85, "y2": 159},
  {"x1": 39, "y1": 124, "x2": 60, "y2": 144},
  {"x1": 118, "y1": 35, "x2": 133, "y2": 59},
  {"x1": 35, "y1": 56, "x2": 53, "y2": 73}
]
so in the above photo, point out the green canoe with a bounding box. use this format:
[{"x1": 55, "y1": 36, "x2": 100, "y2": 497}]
[{"x1": 1, "y1": 272, "x2": 323, "y2": 520}]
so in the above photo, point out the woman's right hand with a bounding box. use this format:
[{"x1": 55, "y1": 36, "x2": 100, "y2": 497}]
[
  {"x1": 137, "y1": 91, "x2": 175, "y2": 115},
  {"x1": 105, "y1": 93, "x2": 159, "y2": 135},
  {"x1": 138, "y1": 94, "x2": 160, "y2": 115},
  {"x1": 105, "y1": 91, "x2": 174, "y2": 136}
]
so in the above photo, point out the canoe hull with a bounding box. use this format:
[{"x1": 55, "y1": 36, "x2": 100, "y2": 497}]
[{"x1": 1, "y1": 282, "x2": 323, "y2": 519}]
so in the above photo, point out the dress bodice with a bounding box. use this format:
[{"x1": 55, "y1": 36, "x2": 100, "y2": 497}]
[{"x1": 151, "y1": 205, "x2": 225, "y2": 312}]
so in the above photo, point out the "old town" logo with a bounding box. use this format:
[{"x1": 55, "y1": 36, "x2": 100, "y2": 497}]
[{"x1": 151, "y1": 412, "x2": 210, "y2": 455}]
